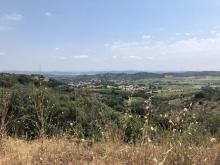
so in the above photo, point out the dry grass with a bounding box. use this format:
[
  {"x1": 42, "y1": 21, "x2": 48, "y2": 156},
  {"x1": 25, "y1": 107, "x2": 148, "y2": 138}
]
[{"x1": 0, "y1": 137, "x2": 220, "y2": 165}]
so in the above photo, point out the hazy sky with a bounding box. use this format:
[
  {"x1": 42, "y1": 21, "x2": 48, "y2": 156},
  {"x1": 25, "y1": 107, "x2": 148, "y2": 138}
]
[{"x1": 1, "y1": 0, "x2": 220, "y2": 71}]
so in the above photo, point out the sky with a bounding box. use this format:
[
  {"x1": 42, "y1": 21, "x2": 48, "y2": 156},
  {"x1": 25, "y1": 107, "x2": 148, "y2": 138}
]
[{"x1": 1, "y1": 0, "x2": 220, "y2": 72}]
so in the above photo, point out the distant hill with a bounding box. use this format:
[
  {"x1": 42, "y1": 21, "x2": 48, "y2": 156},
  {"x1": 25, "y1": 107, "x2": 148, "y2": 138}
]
[
  {"x1": 53, "y1": 71, "x2": 220, "y2": 82},
  {"x1": 2, "y1": 71, "x2": 220, "y2": 83},
  {"x1": 67, "y1": 72, "x2": 163, "y2": 82},
  {"x1": 164, "y1": 71, "x2": 220, "y2": 77}
]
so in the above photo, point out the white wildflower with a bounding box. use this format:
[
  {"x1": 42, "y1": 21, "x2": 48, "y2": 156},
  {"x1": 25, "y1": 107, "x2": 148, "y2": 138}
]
[
  {"x1": 153, "y1": 158, "x2": 158, "y2": 163},
  {"x1": 176, "y1": 117, "x2": 180, "y2": 122},
  {"x1": 210, "y1": 137, "x2": 217, "y2": 143},
  {"x1": 169, "y1": 119, "x2": 174, "y2": 125}
]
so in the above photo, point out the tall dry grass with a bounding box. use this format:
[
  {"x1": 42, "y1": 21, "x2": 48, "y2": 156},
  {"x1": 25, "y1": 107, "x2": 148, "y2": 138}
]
[{"x1": 0, "y1": 137, "x2": 219, "y2": 165}]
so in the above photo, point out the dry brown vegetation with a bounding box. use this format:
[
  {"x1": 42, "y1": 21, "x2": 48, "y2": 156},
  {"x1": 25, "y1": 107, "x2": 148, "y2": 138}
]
[
  {"x1": 0, "y1": 137, "x2": 220, "y2": 165},
  {"x1": 1, "y1": 75, "x2": 220, "y2": 164}
]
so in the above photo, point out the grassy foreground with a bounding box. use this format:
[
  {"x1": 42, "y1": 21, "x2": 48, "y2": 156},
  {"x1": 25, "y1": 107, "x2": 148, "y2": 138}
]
[{"x1": 0, "y1": 137, "x2": 220, "y2": 165}]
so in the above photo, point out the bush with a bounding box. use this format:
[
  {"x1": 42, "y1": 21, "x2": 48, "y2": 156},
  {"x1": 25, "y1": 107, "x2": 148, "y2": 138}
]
[{"x1": 123, "y1": 115, "x2": 144, "y2": 143}]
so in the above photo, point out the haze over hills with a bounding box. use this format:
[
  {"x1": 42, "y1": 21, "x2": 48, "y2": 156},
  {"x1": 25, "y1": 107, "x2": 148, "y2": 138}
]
[{"x1": 2, "y1": 70, "x2": 220, "y2": 77}]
